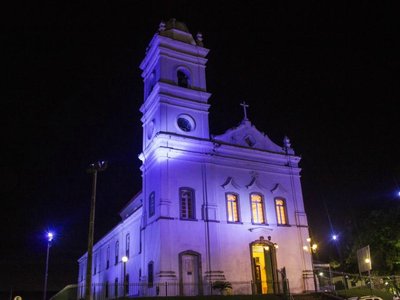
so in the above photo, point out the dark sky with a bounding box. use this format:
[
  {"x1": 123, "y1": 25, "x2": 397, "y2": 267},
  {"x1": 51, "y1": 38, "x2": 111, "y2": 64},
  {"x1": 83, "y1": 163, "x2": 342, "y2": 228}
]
[{"x1": 3, "y1": 1, "x2": 399, "y2": 292}]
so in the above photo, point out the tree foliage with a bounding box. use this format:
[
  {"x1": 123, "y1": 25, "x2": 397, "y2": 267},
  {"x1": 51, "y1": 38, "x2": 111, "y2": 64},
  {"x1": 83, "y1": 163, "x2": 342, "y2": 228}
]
[{"x1": 344, "y1": 202, "x2": 400, "y2": 275}]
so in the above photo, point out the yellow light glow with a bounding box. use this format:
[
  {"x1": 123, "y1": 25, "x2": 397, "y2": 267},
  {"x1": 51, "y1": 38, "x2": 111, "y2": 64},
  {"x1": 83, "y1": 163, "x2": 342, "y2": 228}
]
[
  {"x1": 227, "y1": 193, "x2": 239, "y2": 222},
  {"x1": 274, "y1": 244, "x2": 279, "y2": 249},
  {"x1": 365, "y1": 258, "x2": 371, "y2": 264},
  {"x1": 252, "y1": 244, "x2": 269, "y2": 293},
  {"x1": 275, "y1": 198, "x2": 287, "y2": 225},
  {"x1": 312, "y1": 244, "x2": 318, "y2": 251},
  {"x1": 251, "y1": 194, "x2": 264, "y2": 223},
  {"x1": 303, "y1": 246, "x2": 309, "y2": 251},
  {"x1": 306, "y1": 238, "x2": 311, "y2": 242}
]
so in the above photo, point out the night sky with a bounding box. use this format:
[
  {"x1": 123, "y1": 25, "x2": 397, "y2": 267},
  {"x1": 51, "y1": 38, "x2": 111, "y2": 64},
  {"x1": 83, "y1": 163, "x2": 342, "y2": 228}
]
[{"x1": 3, "y1": 1, "x2": 399, "y2": 292}]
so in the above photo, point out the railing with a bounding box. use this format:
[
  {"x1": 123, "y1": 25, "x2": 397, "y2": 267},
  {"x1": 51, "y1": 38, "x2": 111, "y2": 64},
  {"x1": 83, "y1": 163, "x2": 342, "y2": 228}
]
[{"x1": 70, "y1": 280, "x2": 290, "y2": 299}]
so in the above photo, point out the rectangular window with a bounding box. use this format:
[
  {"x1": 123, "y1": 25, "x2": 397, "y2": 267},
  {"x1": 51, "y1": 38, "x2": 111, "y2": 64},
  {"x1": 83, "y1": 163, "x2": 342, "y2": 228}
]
[
  {"x1": 275, "y1": 198, "x2": 288, "y2": 225},
  {"x1": 180, "y1": 188, "x2": 195, "y2": 219},
  {"x1": 226, "y1": 193, "x2": 240, "y2": 222},
  {"x1": 149, "y1": 192, "x2": 155, "y2": 217},
  {"x1": 251, "y1": 193, "x2": 265, "y2": 224}
]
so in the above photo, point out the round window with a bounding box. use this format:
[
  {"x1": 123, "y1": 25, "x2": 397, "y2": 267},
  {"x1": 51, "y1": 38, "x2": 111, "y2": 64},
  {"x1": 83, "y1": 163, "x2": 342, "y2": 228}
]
[{"x1": 177, "y1": 115, "x2": 195, "y2": 132}]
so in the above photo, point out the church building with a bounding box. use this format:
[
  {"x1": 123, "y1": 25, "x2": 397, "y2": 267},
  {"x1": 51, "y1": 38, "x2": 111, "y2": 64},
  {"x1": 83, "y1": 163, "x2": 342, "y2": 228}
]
[{"x1": 78, "y1": 19, "x2": 315, "y2": 298}]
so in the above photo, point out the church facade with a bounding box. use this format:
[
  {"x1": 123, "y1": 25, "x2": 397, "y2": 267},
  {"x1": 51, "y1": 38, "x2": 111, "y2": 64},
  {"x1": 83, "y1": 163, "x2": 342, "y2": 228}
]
[{"x1": 78, "y1": 19, "x2": 315, "y2": 298}]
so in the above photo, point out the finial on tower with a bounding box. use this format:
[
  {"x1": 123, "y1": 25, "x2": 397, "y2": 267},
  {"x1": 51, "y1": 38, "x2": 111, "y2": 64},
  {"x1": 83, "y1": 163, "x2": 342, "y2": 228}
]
[
  {"x1": 158, "y1": 21, "x2": 166, "y2": 32},
  {"x1": 240, "y1": 101, "x2": 249, "y2": 121},
  {"x1": 283, "y1": 136, "x2": 294, "y2": 154},
  {"x1": 196, "y1": 32, "x2": 204, "y2": 46},
  {"x1": 283, "y1": 136, "x2": 291, "y2": 149}
]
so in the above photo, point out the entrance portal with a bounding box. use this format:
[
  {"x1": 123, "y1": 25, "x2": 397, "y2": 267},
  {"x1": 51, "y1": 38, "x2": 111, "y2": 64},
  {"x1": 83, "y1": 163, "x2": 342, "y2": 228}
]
[
  {"x1": 179, "y1": 251, "x2": 202, "y2": 296},
  {"x1": 251, "y1": 237, "x2": 278, "y2": 294}
]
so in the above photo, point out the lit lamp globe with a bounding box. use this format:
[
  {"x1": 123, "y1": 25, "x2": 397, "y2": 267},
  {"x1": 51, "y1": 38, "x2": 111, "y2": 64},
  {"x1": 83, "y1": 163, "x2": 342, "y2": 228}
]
[{"x1": 122, "y1": 256, "x2": 128, "y2": 263}]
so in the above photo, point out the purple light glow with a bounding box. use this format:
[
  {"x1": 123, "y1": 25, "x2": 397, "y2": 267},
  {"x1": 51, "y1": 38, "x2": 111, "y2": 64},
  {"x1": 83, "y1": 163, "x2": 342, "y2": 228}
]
[{"x1": 332, "y1": 234, "x2": 338, "y2": 241}]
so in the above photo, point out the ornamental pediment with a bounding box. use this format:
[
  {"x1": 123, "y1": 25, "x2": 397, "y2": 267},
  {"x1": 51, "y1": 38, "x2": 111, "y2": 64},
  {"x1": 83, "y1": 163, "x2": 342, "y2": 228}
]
[{"x1": 213, "y1": 120, "x2": 284, "y2": 153}]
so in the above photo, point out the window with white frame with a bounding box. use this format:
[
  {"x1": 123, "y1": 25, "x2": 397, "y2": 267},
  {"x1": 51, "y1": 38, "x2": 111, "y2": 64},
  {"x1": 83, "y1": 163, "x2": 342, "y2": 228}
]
[
  {"x1": 226, "y1": 193, "x2": 240, "y2": 222},
  {"x1": 251, "y1": 193, "x2": 265, "y2": 224},
  {"x1": 275, "y1": 197, "x2": 288, "y2": 225},
  {"x1": 180, "y1": 187, "x2": 195, "y2": 220}
]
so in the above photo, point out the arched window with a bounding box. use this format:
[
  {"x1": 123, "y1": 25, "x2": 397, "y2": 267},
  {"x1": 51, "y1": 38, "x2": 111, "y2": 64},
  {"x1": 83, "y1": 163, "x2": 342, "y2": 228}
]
[
  {"x1": 180, "y1": 187, "x2": 195, "y2": 220},
  {"x1": 148, "y1": 261, "x2": 154, "y2": 288},
  {"x1": 115, "y1": 241, "x2": 119, "y2": 265},
  {"x1": 148, "y1": 70, "x2": 156, "y2": 95},
  {"x1": 125, "y1": 233, "x2": 130, "y2": 257},
  {"x1": 177, "y1": 69, "x2": 189, "y2": 88},
  {"x1": 94, "y1": 254, "x2": 97, "y2": 274},
  {"x1": 106, "y1": 245, "x2": 110, "y2": 269},
  {"x1": 275, "y1": 198, "x2": 288, "y2": 225},
  {"x1": 226, "y1": 193, "x2": 240, "y2": 223},
  {"x1": 251, "y1": 193, "x2": 265, "y2": 224}
]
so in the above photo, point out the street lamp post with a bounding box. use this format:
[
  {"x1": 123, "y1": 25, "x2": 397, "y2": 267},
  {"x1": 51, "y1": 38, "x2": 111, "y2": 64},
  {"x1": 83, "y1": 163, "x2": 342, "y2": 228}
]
[
  {"x1": 122, "y1": 256, "x2": 129, "y2": 296},
  {"x1": 43, "y1": 232, "x2": 54, "y2": 300},
  {"x1": 85, "y1": 161, "x2": 107, "y2": 300}
]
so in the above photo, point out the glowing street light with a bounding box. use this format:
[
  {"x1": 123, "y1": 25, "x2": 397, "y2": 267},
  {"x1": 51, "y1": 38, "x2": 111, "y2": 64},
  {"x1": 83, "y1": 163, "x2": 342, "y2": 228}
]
[
  {"x1": 332, "y1": 234, "x2": 338, "y2": 241},
  {"x1": 43, "y1": 231, "x2": 54, "y2": 300}
]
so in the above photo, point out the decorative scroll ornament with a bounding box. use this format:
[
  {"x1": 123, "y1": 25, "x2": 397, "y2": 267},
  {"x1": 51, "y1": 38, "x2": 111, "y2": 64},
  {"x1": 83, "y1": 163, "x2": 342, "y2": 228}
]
[
  {"x1": 271, "y1": 183, "x2": 288, "y2": 195},
  {"x1": 221, "y1": 176, "x2": 240, "y2": 190}
]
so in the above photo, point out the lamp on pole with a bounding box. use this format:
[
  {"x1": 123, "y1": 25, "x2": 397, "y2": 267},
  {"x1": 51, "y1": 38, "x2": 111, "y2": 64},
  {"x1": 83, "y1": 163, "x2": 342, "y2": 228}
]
[
  {"x1": 85, "y1": 161, "x2": 107, "y2": 300},
  {"x1": 122, "y1": 256, "x2": 129, "y2": 296},
  {"x1": 43, "y1": 231, "x2": 54, "y2": 300},
  {"x1": 303, "y1": 237, "x2": 319, "y2": 291}
]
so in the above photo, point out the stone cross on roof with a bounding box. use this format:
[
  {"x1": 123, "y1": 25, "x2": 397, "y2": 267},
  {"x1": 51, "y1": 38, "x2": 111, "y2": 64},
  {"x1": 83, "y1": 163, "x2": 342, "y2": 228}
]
[{"x1": 240, "y1": 101, "x2": 249, "y2": 120}]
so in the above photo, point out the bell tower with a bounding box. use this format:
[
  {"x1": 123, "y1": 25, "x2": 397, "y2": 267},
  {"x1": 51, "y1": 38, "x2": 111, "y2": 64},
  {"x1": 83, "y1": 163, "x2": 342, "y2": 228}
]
[
  {"x1": 138, "y1": 20, "x2": 213, "y2": 290},
  {"x1": 139, "y1": 19, "x2": 211, "y2": 152}
]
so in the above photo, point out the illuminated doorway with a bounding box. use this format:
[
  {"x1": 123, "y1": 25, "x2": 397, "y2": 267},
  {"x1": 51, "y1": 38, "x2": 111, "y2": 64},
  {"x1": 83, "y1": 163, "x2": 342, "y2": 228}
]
[{"x1": 250, "y1": 237, "x2": 278, "y2": 294}]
